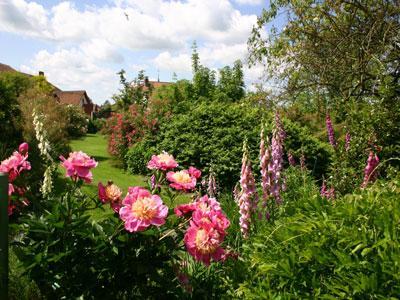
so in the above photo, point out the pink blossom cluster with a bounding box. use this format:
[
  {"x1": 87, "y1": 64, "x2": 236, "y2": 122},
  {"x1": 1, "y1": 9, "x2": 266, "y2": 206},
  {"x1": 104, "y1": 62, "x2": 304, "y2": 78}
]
[
  {"x1": 325, "y1": 114, "x2": 337, "y2": 148},
  {"x1": 361, "y1": 151, "x2": 380, "y2": 187},
  {"x1": 119, "y1": 187, "x2": 168, "y2": 232},
  {"x1": 0, "y1": 142, "x2": 31, "y2": 215},
  {"x1": 238, "y1": 142, "x2": 258, "y2": 238},
  {"x1": 60, "y1": 151, "x2": 98, "y2": 183},
  {"x1": 176, "y1": 195, "x2": 230, "y2": 266},
  {"x1": 167, "y1": 167, "x2": 201, "y2": 192},
  {"x1": 320, "y1": 180, "x2": 335, "y2": 200},
  {"x1": 98, "y1": 181, "x2": 123, "y2": 213}
]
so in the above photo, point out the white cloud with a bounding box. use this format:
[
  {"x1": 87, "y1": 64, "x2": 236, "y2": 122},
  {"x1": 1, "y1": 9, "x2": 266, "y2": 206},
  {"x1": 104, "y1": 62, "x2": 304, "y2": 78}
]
[
  {"x1": 21, "y1": 48, "x2": 119, "y2": 104},
  {"x1": 234, "y1": 0, "x2": 264, "y2": 5},
  {"x1": 153, "y1": 52, "x2": 192, "y2": 73},
  {"x1": 1, "y1": 0, "x2": 266, "y2": 102}
]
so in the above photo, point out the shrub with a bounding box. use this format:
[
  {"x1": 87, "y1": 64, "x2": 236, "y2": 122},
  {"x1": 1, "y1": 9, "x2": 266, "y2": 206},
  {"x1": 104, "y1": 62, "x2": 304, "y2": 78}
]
[
  {"x1": 87, "y1": 118, "x2": 105, "y2": 134},
  {"x1": 0, "y1": 72, "x2": 30, "y2": 158},
  {"x1": 235, "y1": 171, "x2": 400, "y2": 298},
  {"x1": 63, "y1": 104, "x2": 88, "y2": 138},
  {"x1": 125, "y1": 139, "x2": 156, "y2": 174},
  {"x1": 152, "y1": 101, "x2": 332, "y2": 189}
]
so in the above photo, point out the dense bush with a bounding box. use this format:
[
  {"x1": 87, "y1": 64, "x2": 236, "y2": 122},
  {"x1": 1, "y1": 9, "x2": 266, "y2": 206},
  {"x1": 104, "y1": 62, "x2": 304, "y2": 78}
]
[
  {"x1": 64, "y1": 104, "x2": 88, "y2": 137},
  {"x1": 146, "y1": 101, "x2": 332, "y2": 189},
  {"x1": 0, "y1": 72, "x2": 29, "y2": 157},
  {"x1": 87, "y1": 118, "x2": 106, "y2": 133},
  {"x1": 235, "y1": 169, "x2": 400, "y2": 298},
  {"x1": 149, "y1": 101, "x2": 262, "y2": 188},
  {"x1": 125, "y1": 138, "x2": 156, "y2": 174}
]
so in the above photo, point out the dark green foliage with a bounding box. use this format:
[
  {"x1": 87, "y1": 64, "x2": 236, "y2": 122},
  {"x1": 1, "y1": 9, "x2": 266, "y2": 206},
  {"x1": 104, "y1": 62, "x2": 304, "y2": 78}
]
[
  {"x1": 125, "y1": 139, "x2": 156, "y2": 174},
  {"x1": 13, "y1": 181, "x2": 184, "y2": 299},
  {"x1": 278, "y1": 119, "x2": 333, "y2": 179},
  {"x1": 154, "y1": 101, "x2": 262, "y2": 188},
  {"x1": 0, "y1": 72, "x2": 29, "y2": 157},
  {"x1": 236, "y1": 170, "x2": 400, "y2": 298},
  {"x1": 152, "y1": 103, "x2": 331, "y2": 189},
  {"x1": 217, "y1": 60, "x2": 245, "y2": 102},
  {"x1": 64, "y1": 105, "x2": 88, "y2": 138},
  {"x1": 87, "y1": 118, "x2": 105, "y2": 134}
]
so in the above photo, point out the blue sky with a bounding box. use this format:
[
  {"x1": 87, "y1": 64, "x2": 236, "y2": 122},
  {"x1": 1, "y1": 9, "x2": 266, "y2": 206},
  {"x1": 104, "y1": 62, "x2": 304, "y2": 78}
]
[{"x1": 0, "y1": 0, "x2": 282, "y2": 104}]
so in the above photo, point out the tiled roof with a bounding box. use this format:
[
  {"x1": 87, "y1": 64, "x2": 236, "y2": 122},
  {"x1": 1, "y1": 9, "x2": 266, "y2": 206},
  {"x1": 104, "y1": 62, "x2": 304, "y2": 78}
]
[
  {"x1": 56, "y1": 90, "x2": 88, "y2": 105},
  {"x1": 0, "y1": 63, "x2": 17, "y2": 72}
]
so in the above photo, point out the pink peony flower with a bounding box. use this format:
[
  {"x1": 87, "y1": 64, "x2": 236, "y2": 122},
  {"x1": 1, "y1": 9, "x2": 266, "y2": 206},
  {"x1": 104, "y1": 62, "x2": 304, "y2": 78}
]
[
  {"x1": 167, "y1": 170, "x2": 197, "y2": 192},
  {"x1": 98, "y1": 181, "x2": 123, "y2": 213},
  {"x1": 174, "y1": 195, "x2": 221, "y2": 217},
  {"x1": 18, "y1": 142, "x2": 29, "y2": 155},
  {"x1": 119, "y1": 187, "x2": 168, "y2": 232},
  {"x1": 147, "y1": 151, "x2": 178, "y2": 171},
  {"x1": 192, "y1": 209, "x2": 230, "y2": 234},
  {"x1": 174, "y1": 203, "x2": 198, "y2": 217},
  {"x1": 60, "y1": 151, "x2": 97, "y2": 183},
  {"x1": 184, "y1": 222, "x2": 225, "y2": 266},
  {"x1": 188, "y1": 166, "x2": 201, "y2": 179},
  {"x1": 0, "y1": 151, "x2": 31, "y2": 183}
]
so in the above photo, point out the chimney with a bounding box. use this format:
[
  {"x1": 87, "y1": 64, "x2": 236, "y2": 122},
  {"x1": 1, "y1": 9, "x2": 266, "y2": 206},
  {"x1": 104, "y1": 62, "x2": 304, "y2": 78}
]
[{"x1": 38, "y1": 71, "x2": 44, "y2": 76}]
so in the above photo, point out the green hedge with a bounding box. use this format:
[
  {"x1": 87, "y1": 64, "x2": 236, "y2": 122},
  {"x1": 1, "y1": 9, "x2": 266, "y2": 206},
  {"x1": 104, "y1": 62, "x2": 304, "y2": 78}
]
[{"x1": 125, "y1": 101, "x2": 332, "y2": 189}]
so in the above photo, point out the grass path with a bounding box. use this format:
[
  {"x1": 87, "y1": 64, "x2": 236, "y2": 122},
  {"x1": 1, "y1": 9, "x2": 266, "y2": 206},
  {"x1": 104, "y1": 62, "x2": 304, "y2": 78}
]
[{"x1": 69, "y1": 134, "x2": 146, "y2": 197}]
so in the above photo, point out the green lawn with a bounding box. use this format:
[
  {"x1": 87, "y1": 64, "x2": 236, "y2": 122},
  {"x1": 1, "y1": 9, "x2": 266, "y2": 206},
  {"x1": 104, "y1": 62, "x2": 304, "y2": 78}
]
[
  {"x1": 65, "y1": 134, "x2": 189, "y2": 219},
  {"x1": 69, "y1": 134, "x2": 146, "y2": 196}
]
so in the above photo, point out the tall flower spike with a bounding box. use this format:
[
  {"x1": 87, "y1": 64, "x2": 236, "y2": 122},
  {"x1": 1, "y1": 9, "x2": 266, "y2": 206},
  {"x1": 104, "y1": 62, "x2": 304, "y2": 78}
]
[
  {"x1": 260, "y1": 128, "x2": 271, "y2": 204},
  {"x1": 345, "y1": 132, "x2": 351, "y2": 152},
  {"x1": 238, "y1": 139, "x2": 252, "y2": 238},
  {"x1": 287, "y1": 152, "x2": 296, "y2": 166},
  {"x1": 275, "y1": 111, "x2": 286, "y2": 141},
  {"x1": 325, "y1": 113, "x2": 336, "y2": 148},
  {"x1": 300, "y1": 153, "x2": 306, "y2": 171},
  {"x1": 361, "y1": 151, "x2": 379, "y2": 187},
  {"x1": 207, "y1": 167, "x2": 217, "y2": 198}
]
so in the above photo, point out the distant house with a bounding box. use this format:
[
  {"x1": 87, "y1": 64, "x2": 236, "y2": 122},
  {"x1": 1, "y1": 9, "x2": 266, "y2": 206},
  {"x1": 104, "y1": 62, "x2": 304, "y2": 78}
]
[
  {"x1": 0, "y1": 62, "x2": 97, "y2": 118},
  {"x1": 55, "y1": 90, "x2": 99, "y2": 119}
]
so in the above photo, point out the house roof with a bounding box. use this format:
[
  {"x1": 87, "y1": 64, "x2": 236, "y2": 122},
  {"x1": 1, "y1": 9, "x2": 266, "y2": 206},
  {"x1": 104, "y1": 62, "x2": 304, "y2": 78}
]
[
  {"x1": 56, "y1": 90, "x2": 90, "y2": 105},
  {"x1": 150, "y1": 81, "x2": 172, "y2": 88},
  {"x1": 0, "y1": 63, "x2": 17, "y2": 73}
]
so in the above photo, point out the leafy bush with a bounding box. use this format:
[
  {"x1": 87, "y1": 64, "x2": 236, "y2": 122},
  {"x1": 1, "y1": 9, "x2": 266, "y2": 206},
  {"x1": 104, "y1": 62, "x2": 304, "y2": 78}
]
[
  {"x1": 235, "y1": 170, "x2": 400, "y2": 298},
  {"x1": 154, "y1": 101, "x2": 261, "y2": 188},
  {"x1": 125, "y1": 139, "x2": 156, "y2": 174},
  {"x1": 87, "y1": 118, "x2": 106, "y2": 134},
  {"x1": 0, "y1": 72, "x2": 30, "y2": 157},
  {"x1": 64, "y1": 104, "x2": 88, "y2": 138},
  {"x1": 151, "y1": 102, "x2": 332, "y2": 189}
]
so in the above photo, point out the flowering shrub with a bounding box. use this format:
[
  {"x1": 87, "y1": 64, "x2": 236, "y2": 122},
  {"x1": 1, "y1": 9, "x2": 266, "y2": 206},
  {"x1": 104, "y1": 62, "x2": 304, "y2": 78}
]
[
  {"x1": 0, "y1": 142, "x2": 31, "y2": 215},
  {"x1": 103, "y1": 104, "x2": 159, "y2": 161},
  {"x1": 12, "y1": 148, "x2": 233, "y2": 298}
]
